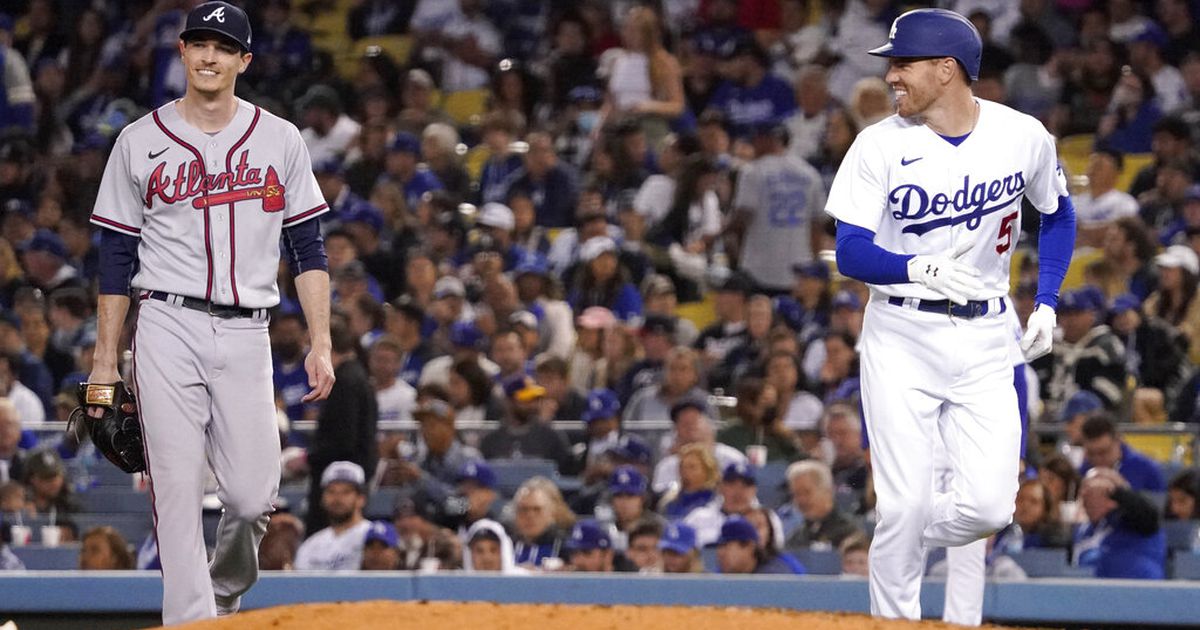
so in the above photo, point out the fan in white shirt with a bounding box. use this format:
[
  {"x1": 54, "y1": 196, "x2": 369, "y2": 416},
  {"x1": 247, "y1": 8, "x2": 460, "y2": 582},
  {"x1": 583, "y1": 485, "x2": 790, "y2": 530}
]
[
  {"x1": 1074, "y1": 148, "x2": 1139, "y2": 247},
  {"x1": 294, "y1": 462, "x2": 372, "y2": 571},
  {"x1": 369, "y1": 338, "x2": 417, "y2": 424}
]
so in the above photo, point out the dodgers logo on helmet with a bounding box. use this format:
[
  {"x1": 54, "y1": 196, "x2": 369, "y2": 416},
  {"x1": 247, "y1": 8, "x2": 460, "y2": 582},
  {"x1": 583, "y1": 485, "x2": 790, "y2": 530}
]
[
  {"x1": 204, "y1": 6, "x2": 226, "y2": 22},
  {"x1": 889, "y1": 172, "x2": 1026, "y2": 236}
]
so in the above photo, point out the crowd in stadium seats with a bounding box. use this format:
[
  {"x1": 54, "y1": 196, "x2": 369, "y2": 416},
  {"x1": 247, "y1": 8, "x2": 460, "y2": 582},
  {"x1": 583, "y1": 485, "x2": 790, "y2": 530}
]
[{"x1": 1, "y1": 0, "x2": 1200, "y2": 580}]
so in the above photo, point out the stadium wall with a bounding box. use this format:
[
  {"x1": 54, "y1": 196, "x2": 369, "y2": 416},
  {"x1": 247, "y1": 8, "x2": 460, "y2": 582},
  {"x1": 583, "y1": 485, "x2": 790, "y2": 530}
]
[{"x1": 2, "y1": 573, "x2": 1199, "y2": 628}]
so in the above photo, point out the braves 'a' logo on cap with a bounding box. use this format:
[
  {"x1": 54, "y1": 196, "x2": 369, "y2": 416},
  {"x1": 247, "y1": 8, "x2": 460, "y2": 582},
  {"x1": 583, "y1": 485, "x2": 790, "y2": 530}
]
[{"x1": 203, "y1": 7, "x2": 226, "y2": 23}]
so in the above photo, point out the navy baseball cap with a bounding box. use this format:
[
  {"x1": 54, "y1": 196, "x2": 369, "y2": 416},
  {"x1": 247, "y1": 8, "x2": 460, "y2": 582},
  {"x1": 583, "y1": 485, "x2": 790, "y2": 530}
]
[
  {"x1": 659, "y1": 522, "x2": 698, "y2": 554},
  {"x1": 503, "y1": 375, "x2": 547, "y2": 402},
  {"x1": 364, "y1": 520, "x2": 398, "y2": 547},
  {"x1": 514, "y1": 252, "x2": 550, "y2": 277},
  {"x1": 722, "y1": 461, "x2": 757, "y2": 485},
  {"x1": 312, "y1": 155, "x2": 345, "y2": 176},
  {"x1": 792, "y1": 261, "x2": 830, "y2": 281},
  {"x1": 390, "y1": 294, "x2": 424, "y2": 322},
  {"x1": 716, "y1": 516, "x2": 759, "y2": 545},
  {"x1": 1058, "y1": 287, "x2": 1103, "y2": 313},
  {"x1": 456, "y1": 460, "x2": 497, "y2": 490},
  {"x1": 567, "y1": 85, "x2": 604, "y2": 104},
  {"x1": 1059, "y1": 390, "x2": 1103, "y2": 422},
  {"x1": 389, "y1": 132, "x2": 421, "y2": 155},
  {"x1": 342, "y1": 202, "x2": 384, "y2": 231},
  {"x1": 1110, "y1": 293, "x2": 1142, "y2": 315},
  {"x1": 566, "y1": 519, "x2": 612, "y2": 551},
  {"x1": 609, "y1": 465, "x2": 647, "y2": 496},
  {"x1": 669, "y1": 398, "x2": 707, "y2": 422},
  {"x1": 180, "y1": 1, "x2": 252, "y2": 51},
  {"x1": 608, "y1": 434, "x2": 653, "y2": 465},
  {"x1": 712, "y1": 271, "x2": 754, "y2": 295},
  {"x1": 21, "y1": 229, "x2": 68, "y2": 259},
  {"x1": 640, "y1": 314, "x2": 676, "y2": 337},
  {"x1": 582, "y1": 388, "x2": 621, "y2": 423},
  {"x1": 449, "y1": 321, "x2": 484, "y2": 349}
]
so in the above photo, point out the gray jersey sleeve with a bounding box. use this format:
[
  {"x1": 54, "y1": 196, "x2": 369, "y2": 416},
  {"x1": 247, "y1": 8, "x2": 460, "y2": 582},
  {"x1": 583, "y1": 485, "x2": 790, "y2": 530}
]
[
  {"x1": 281, "y1": 123, "x2": 330, "y2": 227},
  {"x1": 90, "y1": 131, "x2": 144, "y2": 236}
]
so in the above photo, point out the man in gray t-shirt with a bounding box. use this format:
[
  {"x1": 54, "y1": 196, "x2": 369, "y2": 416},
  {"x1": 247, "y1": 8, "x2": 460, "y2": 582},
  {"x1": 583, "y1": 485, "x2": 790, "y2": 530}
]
[{"x1": 730, "y1": 123, "x2": 826, "y2": 293}]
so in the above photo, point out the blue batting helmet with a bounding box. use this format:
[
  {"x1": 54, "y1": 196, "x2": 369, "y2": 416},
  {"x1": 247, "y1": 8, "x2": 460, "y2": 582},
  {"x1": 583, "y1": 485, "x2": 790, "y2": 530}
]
[{"x1": 868, "y1": 9, "x2": 982, "y2": 81}]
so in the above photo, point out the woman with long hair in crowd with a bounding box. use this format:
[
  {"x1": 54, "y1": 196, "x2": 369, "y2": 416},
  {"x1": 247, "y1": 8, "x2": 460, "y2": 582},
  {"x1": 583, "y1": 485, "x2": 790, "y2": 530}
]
[
  {"x1": 1166, "y1": 468, "x2": 1200, "y2": 520},
  {"x1": 661, "y1": 443, "x2": 719, "y2": 520},
  {"x1": 1144, "y1": 246, "x2": 1200, "y2": 363},
  {"x1": 568, "y1": 236, "x2": 643, "y2": 323},
  {"x1": 598, "y1": 5, "x2": 685, "y2": 147}
]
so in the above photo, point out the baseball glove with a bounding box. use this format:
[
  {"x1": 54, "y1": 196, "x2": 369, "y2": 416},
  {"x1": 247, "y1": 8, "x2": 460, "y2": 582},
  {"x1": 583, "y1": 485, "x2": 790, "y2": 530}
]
[{"x1": 67, "y1": 382, "x2": 146, "y2": 474}]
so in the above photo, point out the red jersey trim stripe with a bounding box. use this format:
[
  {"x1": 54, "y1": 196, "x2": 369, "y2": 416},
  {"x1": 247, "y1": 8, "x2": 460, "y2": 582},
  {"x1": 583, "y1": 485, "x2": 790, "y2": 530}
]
[
  {"x1": 282, "y1": 203, "x2": 329, "y2": 226},
  {"x1": 152, "y1": 109, "x2": 215, "y2": 301},
  {"x1": 223, "y1": 105, "x2": 262, "y2": 307},
  {"x1": 90, "y1": 214, "x2": 142, "y2": 235}
]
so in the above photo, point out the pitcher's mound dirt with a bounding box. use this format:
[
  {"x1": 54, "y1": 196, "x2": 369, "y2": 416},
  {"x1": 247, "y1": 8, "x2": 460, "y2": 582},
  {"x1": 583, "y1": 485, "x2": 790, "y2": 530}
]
[{"x1": 177, "y1": 600, "x2": 1016, "y2": 630}]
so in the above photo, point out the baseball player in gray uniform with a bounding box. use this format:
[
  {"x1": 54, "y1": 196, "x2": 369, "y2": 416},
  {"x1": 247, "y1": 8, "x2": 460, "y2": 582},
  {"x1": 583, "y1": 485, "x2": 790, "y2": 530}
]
[{"x1": 88, "y1": 2, "x2": 334, "y2": 623}]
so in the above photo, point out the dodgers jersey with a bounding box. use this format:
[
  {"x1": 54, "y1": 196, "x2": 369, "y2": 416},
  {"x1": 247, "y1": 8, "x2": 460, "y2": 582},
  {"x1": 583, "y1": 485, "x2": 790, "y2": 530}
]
[
  {"x1": 824, "y1": 99, "x2": 1068, "y2": 300},
  {"x1": 91, "y1": 98, "x2": 329, "y2": 308}
]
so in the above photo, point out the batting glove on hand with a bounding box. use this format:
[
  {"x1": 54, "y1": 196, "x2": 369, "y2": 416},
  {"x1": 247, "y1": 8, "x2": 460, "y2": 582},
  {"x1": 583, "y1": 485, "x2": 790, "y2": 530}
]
[
  {"x1": 1020, "y1": 303, "x2": 1056, "y2": 361},
  {"x1": 906, "y1": 242, "x2": 984, "y2": 306}
]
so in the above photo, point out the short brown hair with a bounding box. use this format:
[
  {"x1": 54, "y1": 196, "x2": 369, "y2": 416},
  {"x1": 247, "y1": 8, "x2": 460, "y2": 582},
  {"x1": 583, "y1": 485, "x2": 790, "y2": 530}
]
[{"x1": 81, "y1": 526, "x2": 134, "y2": 570}]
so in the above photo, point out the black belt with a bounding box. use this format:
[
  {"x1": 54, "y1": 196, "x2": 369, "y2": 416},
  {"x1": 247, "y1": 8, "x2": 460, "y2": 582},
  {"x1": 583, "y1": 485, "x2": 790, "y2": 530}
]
[
  {"x1": 886, "y1": 296, "x2": 1005, "y2": 319},
  {"x1": 143, "y1": 291, "x2": 262, "y2": 319}
]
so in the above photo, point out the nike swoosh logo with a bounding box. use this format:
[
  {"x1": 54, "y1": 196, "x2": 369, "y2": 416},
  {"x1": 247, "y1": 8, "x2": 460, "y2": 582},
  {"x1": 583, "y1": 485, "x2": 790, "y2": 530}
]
[
  {"x1": 148, "y1": 148, "x2": 168, "y2": 159},
  {"x1": 901, "y1": 157, "x2": 923, "y2": 166}
]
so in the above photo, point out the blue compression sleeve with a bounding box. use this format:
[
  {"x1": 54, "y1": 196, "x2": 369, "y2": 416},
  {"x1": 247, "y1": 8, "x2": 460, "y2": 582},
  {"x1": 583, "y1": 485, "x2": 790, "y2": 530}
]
[
  {"x1": 834, "y1": 222, "x2": 914, "y2": 285},
  {"x1": 98, "y1": 228, "x2": 140, "y2": 295},
  {"x1": 282, "y1": 218, "x2": 328, "y2": 276},
  {"x1": 1035, "y1": 196, "x2": 1076, "y2": 309}
]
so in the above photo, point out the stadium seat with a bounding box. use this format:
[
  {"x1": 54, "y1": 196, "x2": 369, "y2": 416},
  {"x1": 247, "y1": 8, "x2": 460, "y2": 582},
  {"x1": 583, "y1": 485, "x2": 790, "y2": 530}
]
[
  {"x1": 790, "y1": 548, "x2": 841, "y2": 575},
  {"x1": 11, "y1": 544, "x2": 81, "y2": 570},
  {"x1": 277, "y1": 484, "x2": 309, "y2": 513},
  {"x1": 72, "y1": 513, "x2": 154, "y2": 546},
  {"x1": 88, "y1": 464, "x2": 139, "y2": 488},
  {"x1": 677, "y1": 294, "x2": 717, "y2": 330},
  {"x1": 1117, "y1": 154, "x2": 1154, "y2": 192},
  {"x1": 77, "y1": 489, "x2": 152, "y2": 514},
  {"x1": 365, "y1": 486, "x2": 405, "y2": 519},
  {"x1": 756, "y1": 462, "x2": 790, "y2": 509},
  {"x1": 441, "y1": 89, "x2": 491, "y2": 126},
  {"x1": 700, "y1": 546, "x2": 719, "y2": 573},
  {"x1": 1009, "y1": 547, "x2": 1072, "y2": 577},
  {"x1": 1171, "y1": 551, "x2": 1200, "y2": 579},
  {"x1": 1164, "y1": 520, "x2": 1200, "y2": 552},
  {"x1": 488, "y1": 459, "x2": 559, "y2": 497}
]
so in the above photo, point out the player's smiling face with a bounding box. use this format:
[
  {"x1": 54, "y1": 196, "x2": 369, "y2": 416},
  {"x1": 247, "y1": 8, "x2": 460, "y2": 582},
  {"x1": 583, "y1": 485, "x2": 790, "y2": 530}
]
[
  {"x1": 885, "y1": 57, "x2": 950, "y2": 117},
  {"x1": 178, "y1": 35, "x2": 251, "y2": 96}
]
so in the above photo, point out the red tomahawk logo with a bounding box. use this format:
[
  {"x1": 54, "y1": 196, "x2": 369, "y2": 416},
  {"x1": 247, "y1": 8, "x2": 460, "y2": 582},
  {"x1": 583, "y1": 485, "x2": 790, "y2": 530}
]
[{"x1": 192, "y1": 166, "x2": 286, "y2": 212}]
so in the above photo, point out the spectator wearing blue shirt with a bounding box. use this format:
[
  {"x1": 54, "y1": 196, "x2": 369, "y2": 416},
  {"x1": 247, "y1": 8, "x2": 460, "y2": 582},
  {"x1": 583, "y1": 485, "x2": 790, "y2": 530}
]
[
  {"x1": 1073, "y1": 467, "x2": 1166, "y2": 579},
  {"x1": 503, "y1": 131, "x2": 579, "y2": 228},
  {"x1": 378, "y1": 132, "x2": 443, "y2": 214},
  {"x1": 774, "y1": 261, "x2": 832, "y2": 344},
  {"x1": 567, "y1": 236, "x2": 643, "y2": 324},
  {"x1": 716, "y1": 515, "x2": 804, "y2": 575},
  {"x1": 270, "y1": 314, "x2": 317, "y2": 430},
  {"x1": 477, "y1": 111, "x2": 526, "y2": 204},
  {"x1": 707, "y1": 39, "x2": 796, "y2": 139},
  {"x1": 1079, "y1": 414, "x2": 1166, "y2": 492},
  {"x1": 248, "y1": 0, "x2": 313, "y2": 95}
]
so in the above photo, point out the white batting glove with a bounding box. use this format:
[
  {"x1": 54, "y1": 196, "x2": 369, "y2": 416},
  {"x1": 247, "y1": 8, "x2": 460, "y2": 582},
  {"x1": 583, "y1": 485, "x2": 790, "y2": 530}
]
[
  {"x1": 1020, "y1": 303, "x2": 1056, "y2": 361},
  {"x1": 906, "y1": 242, "x2": 984, "y2": 306}
]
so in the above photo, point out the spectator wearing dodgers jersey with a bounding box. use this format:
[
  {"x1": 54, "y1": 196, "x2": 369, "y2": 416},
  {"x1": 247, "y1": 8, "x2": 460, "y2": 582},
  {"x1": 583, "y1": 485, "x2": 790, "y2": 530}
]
[{"x1": 294, "y1": 462, "x2": 372, "y2": 571}]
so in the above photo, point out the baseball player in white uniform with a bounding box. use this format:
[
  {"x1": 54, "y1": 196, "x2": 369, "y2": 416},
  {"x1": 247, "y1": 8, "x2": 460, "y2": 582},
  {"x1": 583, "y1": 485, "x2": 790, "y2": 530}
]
[
  {"x1": 88, "y1": 3, "x2": 334, "y2": 624},
  {"x1": 824, "y1": 9, "x2": 1074, "y2": 620}
]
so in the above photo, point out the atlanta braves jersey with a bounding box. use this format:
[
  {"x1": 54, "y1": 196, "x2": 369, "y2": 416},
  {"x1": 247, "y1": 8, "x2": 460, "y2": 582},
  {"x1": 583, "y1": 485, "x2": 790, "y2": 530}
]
[{"x1": 91, "y1": 98, "x2": 328, "y2": 308}]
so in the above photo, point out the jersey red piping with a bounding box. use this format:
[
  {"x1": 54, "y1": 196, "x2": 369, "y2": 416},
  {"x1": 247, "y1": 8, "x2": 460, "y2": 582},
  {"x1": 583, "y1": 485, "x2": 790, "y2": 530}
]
[
  {"x1": 223, "y1": 106, "x2": 261, "y2": 307},
  {"x1": 152, "y1": 109, "x2": 214, "y2": 301},
  {"x1": 91, "y1": 214, "x2": 142, "y2": 234},
  {"x1": 281, "y1": 203, "x2": 329, "y2": 226}
]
